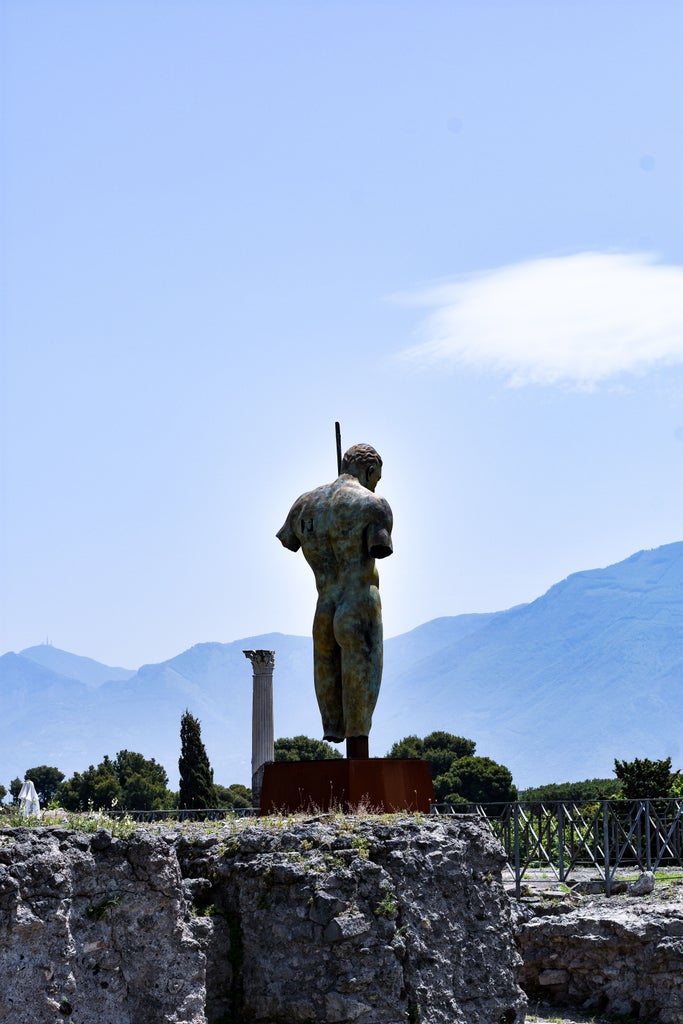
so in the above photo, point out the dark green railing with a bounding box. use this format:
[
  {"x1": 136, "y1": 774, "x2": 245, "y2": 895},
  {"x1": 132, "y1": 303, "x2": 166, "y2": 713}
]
[{"x1": 432, "y1": 798, "x2": 683, "y2": 895}]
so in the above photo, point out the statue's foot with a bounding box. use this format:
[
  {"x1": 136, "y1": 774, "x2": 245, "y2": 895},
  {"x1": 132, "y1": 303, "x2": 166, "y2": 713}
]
[{"x1": 323, "y1": 730, "x2": 344, "y2": 744}]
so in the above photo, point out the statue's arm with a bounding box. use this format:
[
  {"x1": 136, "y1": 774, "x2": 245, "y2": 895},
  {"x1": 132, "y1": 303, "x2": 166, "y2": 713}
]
[
  {"x1": 366, "y1": 498, "x2": 393, "y2": 559},
  {"x1": 277, "y1": 516, "x2": 301, "y2": 551},
  {"x1": 277, "y1": 498, "x2": 303, "y2": 552}
]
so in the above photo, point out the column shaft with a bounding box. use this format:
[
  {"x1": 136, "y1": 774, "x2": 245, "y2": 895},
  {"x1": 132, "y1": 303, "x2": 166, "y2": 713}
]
[{"x1": 244, "y1": 650, "x2": 275, "y2": 808}]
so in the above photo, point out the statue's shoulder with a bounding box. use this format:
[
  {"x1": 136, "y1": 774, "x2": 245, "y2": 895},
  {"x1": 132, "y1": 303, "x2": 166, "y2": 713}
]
[
  {"x1": 335, "y1": 479, "x2": 392, "y2": 521},
  {"x1": 372, "y1": 492, "x2": 393, "y2": 523},
  {"x1": 303, "y1": 480, "x2": 339, "y2": 507},
  {"x1": 288, "y1": 479, "x2": 333, "y2": 508},
  {"x1": 331, "y1": 476, "x2": 369, "y2": 504}
]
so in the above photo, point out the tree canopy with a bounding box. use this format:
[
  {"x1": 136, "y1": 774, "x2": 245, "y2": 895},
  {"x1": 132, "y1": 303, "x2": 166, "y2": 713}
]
[
  {"x1": 58, "y1": 752, "x2": 172, "y2": 811},
  {"x1": 613, "y1": 756, "x2": 681, "y2": 799},
  {"x1": 274, "y1": 736, "x2": 342, "y2": 762},
  {"x1": 387, "y1": 731, "x2": 516, "y2": 805},
  {"x1": 179, "y1": 710, "x2": 216, "y2": 809},
  {"x1": 214, "y1": 783, "x2": 253, "y2": 809},
  {"x1": 112, "y1": 750, "x2": 171, "y2": 808},
  {"x1": 433, "y1": 755, "x2": 517, "y2": 804},
  {"x1": 59, "y1": 756, "x2": 122, "y2": 810},
  {"x1": 387, "y1": 732, "x2": 476, "y2": 778},
  {"x1": 25, "y1": 765, "x2": 66, "y2": 806},
  {"x1": 518, "y1": 778, "x2": 622, "y2": 804}
]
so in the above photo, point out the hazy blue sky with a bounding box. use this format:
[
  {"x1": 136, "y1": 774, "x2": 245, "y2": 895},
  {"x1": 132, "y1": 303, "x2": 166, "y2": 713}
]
[{"x1": 2, "y1": 1, "x2": 683, "y2": 668}]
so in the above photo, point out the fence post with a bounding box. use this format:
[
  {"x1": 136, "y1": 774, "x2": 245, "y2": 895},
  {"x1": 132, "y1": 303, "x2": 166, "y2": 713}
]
[
  {"x1": 645, "y1": 799, "x2": 652, "y2": 870},
  {"x1": 603, "y1": 801, "x2": 610, "y2": 896},
  {"x1": 558, "y1": 803, "x2": 565, "y2": 883},
  {"x1": 514, "y1": 802, "x2": 521, "y2": 898}
]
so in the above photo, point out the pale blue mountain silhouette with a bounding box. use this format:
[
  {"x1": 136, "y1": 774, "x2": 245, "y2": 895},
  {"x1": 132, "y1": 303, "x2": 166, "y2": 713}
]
[
  {"x1": 20, "y1": 645, "x2": 135, "y2": 687},
  {"x1": 2, "y1": 543, "x2": 682, "y2": 793}
]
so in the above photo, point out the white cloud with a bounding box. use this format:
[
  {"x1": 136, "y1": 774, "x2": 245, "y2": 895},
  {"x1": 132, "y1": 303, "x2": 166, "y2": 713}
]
[{"x1": 399, "y1": 252, "x2": 683, "y2": 388}]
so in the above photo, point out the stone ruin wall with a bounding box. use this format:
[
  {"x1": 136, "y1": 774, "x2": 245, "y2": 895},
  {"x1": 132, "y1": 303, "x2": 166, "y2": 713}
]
[
  {"x1": 0, "y1": 816, "x2": 525, "y2": 1024},
  {"x1": 515, "y1": 888, "x2": 683, "y2": 1024},
  {"x1": 5, "y1": 812, "x2": 683, "y2": 1024}
]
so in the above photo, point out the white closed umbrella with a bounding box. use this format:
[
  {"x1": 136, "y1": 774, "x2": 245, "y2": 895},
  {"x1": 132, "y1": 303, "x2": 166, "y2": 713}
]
[{"x1": 18, "y1": 779, "x2": 40, "y2": 818}]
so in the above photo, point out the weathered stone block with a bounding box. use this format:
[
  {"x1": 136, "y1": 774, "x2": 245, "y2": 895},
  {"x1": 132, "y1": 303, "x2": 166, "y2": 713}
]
[
  {"x1": 1, "y1": 816, "x2": 525, "y2": 1024},
  {"x1": 517, "y1": 895, "x2": 683, "y2": 1023}
]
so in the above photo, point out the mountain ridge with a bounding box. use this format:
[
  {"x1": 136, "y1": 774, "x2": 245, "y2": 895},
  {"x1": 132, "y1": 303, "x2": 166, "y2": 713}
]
[{"x1": 2, "y1": 541, "x2": 683, "y2": 793}]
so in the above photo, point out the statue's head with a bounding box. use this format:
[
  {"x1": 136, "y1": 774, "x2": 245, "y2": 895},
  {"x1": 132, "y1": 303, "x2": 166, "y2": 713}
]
[{"x1": 341, "y1": 443, "x2": 383, "y2": 492}]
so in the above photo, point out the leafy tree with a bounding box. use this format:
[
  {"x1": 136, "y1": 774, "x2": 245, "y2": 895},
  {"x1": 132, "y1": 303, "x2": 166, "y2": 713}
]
[
  {"x1": 215, "y1": 783, "x2": 253, "y2": 809},
  {"x1": 387, "y1": 732, "x2": 476, "y2": 778},
  {"x1": 58, "y1": 752, "x2": 173, "y2": 810},
  {"x1": 388, "y1": 731, "x2": 515, "y2": 805},
  {"x1": 0, "y1": 784, "x2": 6, "y2": 804},
  {"x1": 9, "y1": 778, "x2": 23, "y2": 805},
  {"x1": 518, "y1": 778, "x2": 622, "y2": 804},
  {"x1": 59, "y1": 756, "x2": 122, "y2": 811},
  {"x1": 434, "y1": 755, "x2": 517, "y2": 804},
  {"x1": 274, "y1": 736, "x2": 342, "y2": 762},
  {"x1": 386, "y1": 734, "x2": 423, "y2": 760},
  {"x1": 425, "y1": 734, "x2": 477, "y2": 777},
  {"x1": 436, "y1": 792, "x2": 470, "y2": 811},
  {"x1": 613, "y1": 756, "x2": 680, "y2": 799},
  {"x1": 25, "y1": 765, "x2": 65, "y2": 806},
  {"x1": 113, "y1": 750, "x2": 171, "y2": 809},
  {"x1": 179, "y1": 710, "x2": 216, "y2": 809}
]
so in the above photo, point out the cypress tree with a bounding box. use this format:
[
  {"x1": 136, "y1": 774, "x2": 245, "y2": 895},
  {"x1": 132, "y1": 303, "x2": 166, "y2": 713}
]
[{"x1": 178, "y1": 710, "x2": 216, "y2": 809}]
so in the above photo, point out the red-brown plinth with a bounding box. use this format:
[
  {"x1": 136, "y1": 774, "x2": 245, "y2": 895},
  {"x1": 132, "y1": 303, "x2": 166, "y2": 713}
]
[{"x1": 259, "y1": 758, "x2": 434, "y2": 815}]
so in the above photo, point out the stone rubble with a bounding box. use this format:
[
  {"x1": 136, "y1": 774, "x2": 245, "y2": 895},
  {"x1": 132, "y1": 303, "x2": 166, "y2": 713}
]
[
  {"x1": 514, "y1": 882, "x2": 683, "y2": 1023},
  {"x1": 0, "y1": 816, "x2": 526, "y2": 1024}
]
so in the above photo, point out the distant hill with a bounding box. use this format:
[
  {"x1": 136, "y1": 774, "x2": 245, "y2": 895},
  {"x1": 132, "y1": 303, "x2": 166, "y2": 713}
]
[
  {"x1": 2, "y1": 542, "x2": 683, "y2": 794},
  {"x1": 20, "y1": 645, "x2": 135, "y2": 687}
]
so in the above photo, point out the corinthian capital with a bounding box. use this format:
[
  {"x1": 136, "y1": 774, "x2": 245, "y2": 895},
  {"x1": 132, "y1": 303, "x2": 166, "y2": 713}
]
[{"x1": 243, "y1": 649, "x2": 275, "y2": 669}]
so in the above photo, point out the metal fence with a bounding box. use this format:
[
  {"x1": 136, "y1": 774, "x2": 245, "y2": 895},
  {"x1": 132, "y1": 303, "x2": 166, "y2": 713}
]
[{"x1": 433, "y1": 799, "x2": 683, "y2": 896}]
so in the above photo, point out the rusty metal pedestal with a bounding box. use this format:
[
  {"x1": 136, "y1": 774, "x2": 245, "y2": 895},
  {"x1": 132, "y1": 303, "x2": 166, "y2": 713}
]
[{"x1": 259, "y1": 758, "x2": 434, "y2": 815}]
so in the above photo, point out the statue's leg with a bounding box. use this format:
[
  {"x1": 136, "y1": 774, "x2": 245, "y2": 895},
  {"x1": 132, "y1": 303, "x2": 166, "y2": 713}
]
[
  {"x1": 333, "y1": 587, "x2": 383, "y2": 737},
  {"x1": 313, "y1": 600, "x2": 344, "y2": 742}
]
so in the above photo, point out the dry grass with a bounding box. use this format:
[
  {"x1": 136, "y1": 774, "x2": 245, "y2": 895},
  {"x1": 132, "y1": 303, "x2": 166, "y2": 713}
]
[{"x1": 525, "y1": 1006, "x2": 638, "y2": 1024}]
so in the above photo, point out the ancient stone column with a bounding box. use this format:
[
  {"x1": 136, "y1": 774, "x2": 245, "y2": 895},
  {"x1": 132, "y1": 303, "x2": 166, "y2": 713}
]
[{"x1": 243, "y1": 649, "x2": 275, "y2": 808}]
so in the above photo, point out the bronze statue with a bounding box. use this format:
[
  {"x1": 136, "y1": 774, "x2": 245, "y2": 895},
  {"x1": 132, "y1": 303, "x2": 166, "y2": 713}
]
[{"x1": 277, "y1": 443, "x2": 393, "y2": 755}]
